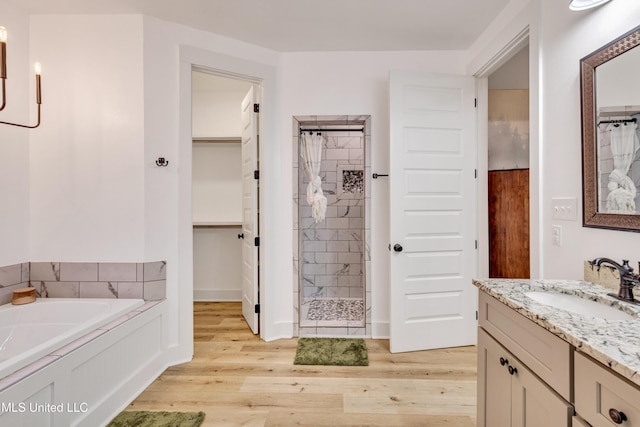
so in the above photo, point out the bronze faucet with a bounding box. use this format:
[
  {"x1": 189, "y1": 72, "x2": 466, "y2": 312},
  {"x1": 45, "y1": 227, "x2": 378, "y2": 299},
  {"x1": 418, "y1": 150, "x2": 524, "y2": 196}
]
[{"x1": 591, "y1": 258, "x2": 640, "y2": 304}]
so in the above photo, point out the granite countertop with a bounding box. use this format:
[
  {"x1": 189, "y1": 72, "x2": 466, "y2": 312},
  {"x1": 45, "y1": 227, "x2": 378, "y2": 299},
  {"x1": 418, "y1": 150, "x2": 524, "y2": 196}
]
[{"x1": 473, "y1": 278, "x2": 640, "y2": 387}]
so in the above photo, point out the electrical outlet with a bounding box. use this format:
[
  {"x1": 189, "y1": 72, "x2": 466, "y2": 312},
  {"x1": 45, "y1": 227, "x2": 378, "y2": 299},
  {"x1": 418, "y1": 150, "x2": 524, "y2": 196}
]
[
  {"x1": 552, "y1": 225, "x2": 562, "y2": 247},
  {"x1": 552, "y1": 197, "x2": 578, "y2": 221}
]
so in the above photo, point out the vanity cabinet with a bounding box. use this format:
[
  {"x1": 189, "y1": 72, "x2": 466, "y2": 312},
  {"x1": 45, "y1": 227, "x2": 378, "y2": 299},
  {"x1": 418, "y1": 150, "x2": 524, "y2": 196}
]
[
  {"x1": 575, "y1": 352, "x2": 640, "y2": 426},
  {"x1": 477, "y1": 292, "x2": 573, "y2": 427},
  {"x1": 478, "y1": 328, "x2": 573, "y2": 427}
]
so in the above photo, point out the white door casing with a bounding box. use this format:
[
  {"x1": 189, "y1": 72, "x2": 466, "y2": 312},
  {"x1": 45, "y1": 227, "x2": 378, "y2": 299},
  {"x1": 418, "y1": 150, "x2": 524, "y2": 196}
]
[
  {"x1": 241, "y1": 86, "x2": 259, "y2": 334},
  {"x1": 389, "y1": 70, "x2": 477, "y2": 353}
]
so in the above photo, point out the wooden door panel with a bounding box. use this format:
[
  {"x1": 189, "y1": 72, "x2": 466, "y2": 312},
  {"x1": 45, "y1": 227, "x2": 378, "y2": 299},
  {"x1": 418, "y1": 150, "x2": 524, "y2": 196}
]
[{"x1": 488, "y1": 169, "x2": 529, "y2": 278}]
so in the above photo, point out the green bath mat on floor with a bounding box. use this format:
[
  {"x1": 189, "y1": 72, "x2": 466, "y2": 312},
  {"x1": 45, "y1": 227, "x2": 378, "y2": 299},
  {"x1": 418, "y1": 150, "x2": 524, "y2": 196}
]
[
  {"x1": 294, "y1": 337, "x2": 368, "y2": 366},
  {"x1": 107, "y1": 410, "x2": 205, "y2": 427}
]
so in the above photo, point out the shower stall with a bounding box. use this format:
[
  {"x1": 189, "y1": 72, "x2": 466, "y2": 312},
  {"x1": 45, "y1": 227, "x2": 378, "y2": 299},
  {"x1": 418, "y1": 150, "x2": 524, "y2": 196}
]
[{"x1": 292, "y1": 115, "x2": 371, "y2": 337}]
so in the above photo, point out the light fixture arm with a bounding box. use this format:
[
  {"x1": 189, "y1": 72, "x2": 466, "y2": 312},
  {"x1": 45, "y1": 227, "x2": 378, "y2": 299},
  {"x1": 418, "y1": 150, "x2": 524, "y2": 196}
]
[
  {"x1": 0, "y1": 34, "x2": 6, "y2": 111},
  {"x1": 0, "y1": 103, "x2": 40, "y2": 128},
  {"x1": 0, "y1": 26, "x2": 42, "y2": 128}
]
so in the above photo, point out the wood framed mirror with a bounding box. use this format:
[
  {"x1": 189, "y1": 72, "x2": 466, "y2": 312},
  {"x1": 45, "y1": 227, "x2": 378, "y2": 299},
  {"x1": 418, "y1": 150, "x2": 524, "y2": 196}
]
[{"x1": 581, "y1": 25, "x2": 640, "y2": 232}]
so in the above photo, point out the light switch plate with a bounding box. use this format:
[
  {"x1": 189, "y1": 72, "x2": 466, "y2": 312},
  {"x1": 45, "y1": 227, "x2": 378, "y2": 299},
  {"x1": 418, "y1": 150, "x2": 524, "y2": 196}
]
[
  {"x1": 552, "y1": 225, "x2": 562, "y2": 247},
  {"x1": 551, "y1": 197, "x2": 578, "y2": 221}
]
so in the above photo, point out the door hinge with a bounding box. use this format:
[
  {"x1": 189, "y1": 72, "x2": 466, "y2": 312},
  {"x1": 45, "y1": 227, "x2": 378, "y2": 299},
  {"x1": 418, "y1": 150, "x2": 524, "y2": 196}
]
[
  {"x1": 255, "y1": 304, "x2": 260, "y2": 314},
  {"x1": 254, "y1": 236, "x2": 260, "y2": 247},
  {"x1": 254, "y1": 170, "x2": 259, "y2": 180},
  {"x1": 253, "y1": 103, "x2": 260, "y2": 113},
  {"x1": 474, "y1": 169, "x2": 477, "y2": 179},
  {"x1": 474, "y1": 98, "x2": 478, "y2": 108},
  {"x1": 475, "y1": 240, "x2": 478, "y2": 249},
  {"x1": 476, "y1": 310, "x2": 478, "y2": 320}
]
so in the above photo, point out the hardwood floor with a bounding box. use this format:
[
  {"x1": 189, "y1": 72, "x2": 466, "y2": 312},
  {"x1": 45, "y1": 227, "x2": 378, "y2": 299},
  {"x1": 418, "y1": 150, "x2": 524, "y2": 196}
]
[{"x1": 127, "y1": 302, "x2": 478, "y2": 426}]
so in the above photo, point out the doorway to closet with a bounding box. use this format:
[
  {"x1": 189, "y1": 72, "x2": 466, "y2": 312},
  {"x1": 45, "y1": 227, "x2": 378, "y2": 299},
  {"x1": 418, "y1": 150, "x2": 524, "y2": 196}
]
[
  {"x1": 191, "y1": 70, "x2": 260, "y2": 333},
  {"x1": 486, "y1": 45, "x2": 530, "y2": 278}
]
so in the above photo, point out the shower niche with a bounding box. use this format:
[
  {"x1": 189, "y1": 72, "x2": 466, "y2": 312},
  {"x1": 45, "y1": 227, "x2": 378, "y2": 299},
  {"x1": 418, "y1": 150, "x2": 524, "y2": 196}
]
[{"x1": 292, "y1": 115, "x2": 371, "y2": 337}]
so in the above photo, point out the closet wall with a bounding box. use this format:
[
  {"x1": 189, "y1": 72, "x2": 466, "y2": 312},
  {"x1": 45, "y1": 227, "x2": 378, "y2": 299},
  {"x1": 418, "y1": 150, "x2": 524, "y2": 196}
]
[{"x1": 192, "y1": 72, "x2": 252, "y2": 301}]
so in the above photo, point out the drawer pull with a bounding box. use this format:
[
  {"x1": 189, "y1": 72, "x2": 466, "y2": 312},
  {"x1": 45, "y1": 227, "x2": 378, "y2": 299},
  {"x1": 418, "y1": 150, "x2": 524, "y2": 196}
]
[
  {"x1": 609, "y1": 408, "x2": 627, "y2": 424},
  {"x1": 508, "y1": 365, "x2": 518, "y2": 375},
  {"x1": 499, "y1": 357, "x2": 508, "y2": 366}
]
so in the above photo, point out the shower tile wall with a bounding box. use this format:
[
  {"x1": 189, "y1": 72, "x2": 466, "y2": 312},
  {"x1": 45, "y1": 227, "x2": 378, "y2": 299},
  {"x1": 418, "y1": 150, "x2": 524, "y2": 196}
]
[
  {"x1": 300, "y1": 133, "x2": 365, "y2": 300},
  {"x1": 292, "y1": 115, "x2": 372, "y2": 337}
]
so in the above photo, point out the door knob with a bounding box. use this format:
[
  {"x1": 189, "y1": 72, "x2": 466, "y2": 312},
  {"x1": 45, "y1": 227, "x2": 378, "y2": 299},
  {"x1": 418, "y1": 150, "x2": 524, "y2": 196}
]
[
  {"x1": 609, "y1": 408, "x2": 627, "y2": 424},
  {"x1": 393, "y1": 244, "x2": 403, "y2": 252},
  {"x1": 499, "y1": 357, "x2": 508, "y2": 366},
  {"x1": 238, "y1": 233, "x2": 245, "y2": 239},
  {"x1": 508, "y1": 366, "x2": 518, "y2": 376}
]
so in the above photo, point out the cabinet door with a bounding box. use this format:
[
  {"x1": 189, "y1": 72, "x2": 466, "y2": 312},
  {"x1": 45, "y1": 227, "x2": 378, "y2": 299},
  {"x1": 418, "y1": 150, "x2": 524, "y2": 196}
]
[
  {"x1": 511, "y1": 354, "x2": 573, "y2": 427},
  {"x1": 478, "y1": 328, "x2": 573, "y2": 427},
  {"x1": 478, "y1": 328, "x2": 512, "y2": 427}
]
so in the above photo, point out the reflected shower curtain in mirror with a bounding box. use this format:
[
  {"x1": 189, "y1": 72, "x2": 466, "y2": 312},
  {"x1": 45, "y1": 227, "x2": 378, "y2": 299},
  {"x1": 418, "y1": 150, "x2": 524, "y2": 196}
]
[
  {"x1": 607, "y1": 122, "x2": 640, "y2": 213},
  {"x1": 301, "y1": 132, "x2": 327, "y2": 222}
]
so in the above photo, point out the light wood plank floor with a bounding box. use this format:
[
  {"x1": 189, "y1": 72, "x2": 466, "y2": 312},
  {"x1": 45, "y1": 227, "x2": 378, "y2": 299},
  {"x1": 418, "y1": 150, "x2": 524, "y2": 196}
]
[{"x1": 127, "y1": 302, "x2": 478, "y2": 426}]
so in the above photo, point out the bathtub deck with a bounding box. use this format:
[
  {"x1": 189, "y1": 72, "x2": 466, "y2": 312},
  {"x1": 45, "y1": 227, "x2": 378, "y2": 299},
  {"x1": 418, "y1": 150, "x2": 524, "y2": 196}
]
[{"x1": 126, "y1": 302, "x2": 478, "y2": 427}]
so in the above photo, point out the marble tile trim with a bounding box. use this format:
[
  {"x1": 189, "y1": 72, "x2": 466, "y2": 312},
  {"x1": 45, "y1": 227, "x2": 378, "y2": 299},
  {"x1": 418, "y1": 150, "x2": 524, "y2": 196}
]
[{"x1": 0, "y1": 261, "x2": 166, "y2": 303}]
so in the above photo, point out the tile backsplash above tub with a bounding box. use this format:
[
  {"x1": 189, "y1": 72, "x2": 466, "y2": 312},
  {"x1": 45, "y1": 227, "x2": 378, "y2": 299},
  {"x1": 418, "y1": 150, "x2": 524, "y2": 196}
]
[{"x1": 0, "y1": 261, "x2": 166, "y2": 305}]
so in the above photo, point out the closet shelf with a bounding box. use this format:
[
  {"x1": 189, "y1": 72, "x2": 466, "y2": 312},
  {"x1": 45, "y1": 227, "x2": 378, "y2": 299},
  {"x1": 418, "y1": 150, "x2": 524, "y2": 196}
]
[
  {"x1": 192, "y1": 137, "x2": 241, "y2": 143},
  {"x1": 193, "y1": 221, "x2": 242, "y2": 228}
]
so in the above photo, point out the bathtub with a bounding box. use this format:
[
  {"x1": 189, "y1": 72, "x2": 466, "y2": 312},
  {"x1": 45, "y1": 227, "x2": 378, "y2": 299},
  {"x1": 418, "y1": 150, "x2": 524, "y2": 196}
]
[{"x1": 0, "y1": 298, "x2": 144, "y2": 380}]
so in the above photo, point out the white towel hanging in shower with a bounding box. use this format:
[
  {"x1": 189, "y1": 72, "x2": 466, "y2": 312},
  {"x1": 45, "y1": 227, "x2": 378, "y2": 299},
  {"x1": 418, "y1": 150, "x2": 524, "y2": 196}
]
[
  {"x1": 606, "y1": 122, "x2": 639, "y2": 213},
  {"x1": 301, "y1": 132, "x2": 327, "y2": 223}
]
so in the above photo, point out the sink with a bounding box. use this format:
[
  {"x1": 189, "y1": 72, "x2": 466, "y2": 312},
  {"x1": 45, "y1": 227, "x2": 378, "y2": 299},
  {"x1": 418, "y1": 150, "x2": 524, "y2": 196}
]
[{"x1": 525, "y1": 291, "x2": 636, "y2": 321}]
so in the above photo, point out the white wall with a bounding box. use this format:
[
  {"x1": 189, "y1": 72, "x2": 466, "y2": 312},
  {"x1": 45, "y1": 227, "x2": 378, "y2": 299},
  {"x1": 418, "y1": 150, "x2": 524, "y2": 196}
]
[
  {"x1": 468, "y1": 0, "x2": 640, "y2": 281},
  {"x1": 489, "y1": 45, "x2": 529, "y2": 90},
  {"x1": 193, "y1": 227, "x2": 242, "y2": 301},
  {"x1": 0, "y1": 2, "x2": 30, "y2": 266},
  {"x1": 29, "y1": 15, "x2": 145, "y2": 262},
  {"x1": 280, "y1": 51, "x2": 467, "y2": 337},
  {"x1": 539, "y1": 0, "x2": 640, "y2": 279},
  {"x1": 192, "y1": 72, "x2": 252, "y2": 138},
  {"x1": 142, "y1": 16, "x2": 282, "y2": 356},
  {"x1": 192, "y1": 142, "x2": 242, "y2": 222}
]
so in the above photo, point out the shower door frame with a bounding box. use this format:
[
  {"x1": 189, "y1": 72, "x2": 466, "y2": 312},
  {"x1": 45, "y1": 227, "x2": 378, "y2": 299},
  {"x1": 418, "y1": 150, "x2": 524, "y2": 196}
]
[{"x1": 292, "y1": 115, "x2": 372, "y2": 337}]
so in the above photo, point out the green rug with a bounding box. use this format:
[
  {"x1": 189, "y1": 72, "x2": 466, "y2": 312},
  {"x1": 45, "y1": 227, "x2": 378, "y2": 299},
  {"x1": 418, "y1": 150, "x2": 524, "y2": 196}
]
[
  {"x1": 107, "y1": 411, "x2": 205, "y2": 427},
  {"x1": 294, "y1": 338, "x2": 368, "y2": 366}
]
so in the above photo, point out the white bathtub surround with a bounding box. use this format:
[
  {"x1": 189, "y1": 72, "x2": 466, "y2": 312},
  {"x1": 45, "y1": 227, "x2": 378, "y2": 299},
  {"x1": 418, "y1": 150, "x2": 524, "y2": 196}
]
[
  {"x1": 0, "y1": 298, "x2": 144, "y2": 379},
  {"x1": 293, "y1": 115, "x2": 371, "y2": 337},
  {"x1": 473, "y1": 278, "x2": 640, "y2": 387},
  {"x1": 0, "y1": 299, "x2": 167, "y2": 427}
]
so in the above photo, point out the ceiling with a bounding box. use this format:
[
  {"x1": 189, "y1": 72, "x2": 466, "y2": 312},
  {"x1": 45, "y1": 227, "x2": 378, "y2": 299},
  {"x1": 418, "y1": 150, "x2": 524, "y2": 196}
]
[{"x1": 13, "y1": 0, "x2": 511, "y2": 52}]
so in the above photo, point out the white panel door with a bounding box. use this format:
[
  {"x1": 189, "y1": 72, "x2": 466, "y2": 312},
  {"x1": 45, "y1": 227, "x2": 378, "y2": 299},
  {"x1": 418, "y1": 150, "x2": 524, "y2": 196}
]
[
  {"x1": 389, "y1": 71, "x2": 477, "y2": 353},
  {"x1": 240, "y1": 86, "x2": 259, "y2": 334}
]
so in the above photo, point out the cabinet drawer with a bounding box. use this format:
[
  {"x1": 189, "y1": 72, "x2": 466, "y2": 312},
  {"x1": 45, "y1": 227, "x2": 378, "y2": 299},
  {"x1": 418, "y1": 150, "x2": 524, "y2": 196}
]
[
  {"x1": 575, "y1": 352, "x2": 640, "y2": 427},
  {"x1": 479, "y1": 292, "x2": 572, "y2": 400}
]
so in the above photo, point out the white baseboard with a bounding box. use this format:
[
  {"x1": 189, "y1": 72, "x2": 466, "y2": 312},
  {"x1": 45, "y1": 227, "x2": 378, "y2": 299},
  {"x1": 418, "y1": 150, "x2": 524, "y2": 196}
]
[
  {"x1": 371, "y1": 321, "x2": 390, "y2": 339},
  {"x1": 193, "y1": 289, "x2": 242, "y2": 301}
]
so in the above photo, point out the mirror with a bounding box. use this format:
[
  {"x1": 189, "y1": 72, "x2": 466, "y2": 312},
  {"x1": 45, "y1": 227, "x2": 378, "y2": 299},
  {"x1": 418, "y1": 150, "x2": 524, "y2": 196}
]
[{"x1": 581, "y1": 25, "x2": 640, "y2": 231}]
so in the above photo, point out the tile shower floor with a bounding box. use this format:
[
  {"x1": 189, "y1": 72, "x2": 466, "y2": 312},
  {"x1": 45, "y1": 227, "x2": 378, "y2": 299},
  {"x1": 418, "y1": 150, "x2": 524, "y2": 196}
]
[{"x1": 300, "y1": 297, "x2": 365, "y2": 328}]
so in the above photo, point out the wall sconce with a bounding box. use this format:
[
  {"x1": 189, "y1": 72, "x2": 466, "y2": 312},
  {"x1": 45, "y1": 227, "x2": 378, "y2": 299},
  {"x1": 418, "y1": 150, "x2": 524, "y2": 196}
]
[
  {"x1": 0, "y1": 26, "x2": 42, "y2": 129},
  {"x1": 569, "y1": 0, "x2": 613, "y2": 11}
]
